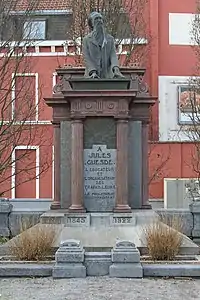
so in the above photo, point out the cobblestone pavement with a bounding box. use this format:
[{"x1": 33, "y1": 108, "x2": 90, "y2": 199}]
[{"x1": 0, "y1": 277, "x2": 200, "y2": 300}]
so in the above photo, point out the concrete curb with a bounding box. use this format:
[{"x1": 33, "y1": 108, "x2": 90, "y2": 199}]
[
  {"x1": 1, "y1": 261, "x2": 200, "y2": 278},
  {"x1": 0, "y1": 263, "x2": 53, "y2": 277},
  {"x1": 143, "y1": 264, "x2": 200, "y2": 277}
]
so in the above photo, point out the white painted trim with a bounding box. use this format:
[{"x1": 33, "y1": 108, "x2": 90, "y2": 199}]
[
  {"x1": 2, "y1": 120, "x2": 52, "y2": 125},
  {"x1": 51, "y1": 45, "x2": 56, "y2": 52},
  {"x1": 35, "y1": 73, "x2": 39, "y2": 121},
  {"x1": 11, "y1": 149, "x2": 15, "y2": 199},
  {"x1": 11, "y1": 73, "x2": 15, "y2": 120},
  {"x1": 0, "y1": 37, "x2": 148, "y2": 58},
  {"x1": 0, "y1": 40, "x2": 65, "y2": 48},
  {"x1": 35, "y1": 46, "x2": 40, "y2": 53},
  {"x1": 158, "y1": 75, "x2": 200, "y2": 142},
  {"x1": 35, "y1": 147, "x2": 40, "y2": 199},
  {"x1": 0, "y1": 52, "x2": 66, "y2": 58},
  {"x1": 11, "y1": 146, "x2": 40, "y2": 199},
  {"x1": 10, "y1": 9, "x2": 72, "y2": 15},
  {"x1": 11, "y1": 73, "x2": 39, "y2": 122},
  {"x1": 0, "y1": 38, "x2": 147, "y2": 49},
  {"x1": 52, "y1": 72, "x2": 57, "y2": 93},
  {"x1": 116, "y1": 38, "x2": 148, "y2": 45}
]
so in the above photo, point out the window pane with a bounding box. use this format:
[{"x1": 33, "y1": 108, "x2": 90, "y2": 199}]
[{"x1": 23, "y1": 21, "x2": 46, "y2": 40}]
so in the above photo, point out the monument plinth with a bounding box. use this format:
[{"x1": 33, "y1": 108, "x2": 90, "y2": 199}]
[{"x1": 44, "y1": 67, "x2": 156, "y2": 212}]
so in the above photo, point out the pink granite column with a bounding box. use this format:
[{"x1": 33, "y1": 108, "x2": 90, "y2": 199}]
[
  {"x1": 69, "y1": 119, "x2": 85, "y2": 212},
  {"x1": 51, "y1": 123, "x2": 61, "y2": 210},
  {"x1": 142, "y1": 122, "x2": 151, "y2": 208},
  {"x1": 114, "y1": 119, "x2": 131, "y2": 212}
]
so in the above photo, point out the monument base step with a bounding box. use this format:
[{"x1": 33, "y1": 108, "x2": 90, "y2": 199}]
[
  {"x1": 109, "y1": 263, "x2": 143, "y2": 278},
  {"x1": 1, "y1": 211, "x2": 198, "y2": 257},
  {"x1": 40, "y1": 210, "x2": 156, "y2": 227},
  {"x1": 53, "y1": 263, "x2": 86, "y2": 278},
  {"x1": 38, "y1": 210, "x2": 200, "y2": 256}
]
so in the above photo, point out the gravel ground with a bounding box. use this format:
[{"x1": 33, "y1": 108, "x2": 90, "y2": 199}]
[{"x1": 0, "y1": 277, "x2": 200, "y2": 300}]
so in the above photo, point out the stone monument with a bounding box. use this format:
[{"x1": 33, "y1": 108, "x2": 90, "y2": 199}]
[
  {"x1": 41, "y1": 15, "x2": 198, "y2": 271},
  {"x1": 44, "y1": 12, "x2": 156, "y2": 216}
]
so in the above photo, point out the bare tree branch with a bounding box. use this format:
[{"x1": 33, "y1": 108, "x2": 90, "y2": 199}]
[{"x1": 0, "y1": 0, "x2": 52, "y2": 197}]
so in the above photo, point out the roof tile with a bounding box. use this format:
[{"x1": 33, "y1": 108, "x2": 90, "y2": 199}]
[{"x1": 13, "y1": 0, "x2": 71, "y2": 11}]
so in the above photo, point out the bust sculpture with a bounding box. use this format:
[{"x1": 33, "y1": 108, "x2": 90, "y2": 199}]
[{"x1": 82, "y1": 11, "x2": 124, "y2": 79}]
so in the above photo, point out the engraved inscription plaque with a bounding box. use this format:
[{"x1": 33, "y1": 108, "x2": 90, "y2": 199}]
[{"x1": 84, "y1": 145, "x2": 116, "y2": 211}]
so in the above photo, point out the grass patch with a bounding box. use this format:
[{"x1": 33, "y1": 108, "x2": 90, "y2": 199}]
[
  {"x1": 9, "y1": 220, "x2": 58, "y2": 261},
  {"x1": 143, "y1": 214, "x2": 183, "y2": 261},
  {"x1": 0, "y1": 236, "x2": 9, "y2": 244}
]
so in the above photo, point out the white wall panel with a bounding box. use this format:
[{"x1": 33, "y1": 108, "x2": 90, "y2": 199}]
[
  {"x1": 169, "y1": 13, "x2": 194, "y2": 45},
  {"x1": 159, "y1": 75, "x2": 196, "y2": 142}
]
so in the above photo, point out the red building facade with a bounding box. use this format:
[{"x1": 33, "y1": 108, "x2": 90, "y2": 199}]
[{"x1": 1, "y1": 0, "x2": 199, "y2": 204}]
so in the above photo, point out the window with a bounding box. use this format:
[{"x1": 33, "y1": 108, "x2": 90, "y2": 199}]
[
  {"x1": 23, "y1": 20, "x2": 46, "y2": 40},
  {"x1": 178, "y1": 85, "x2": 200, "y2": 124}
]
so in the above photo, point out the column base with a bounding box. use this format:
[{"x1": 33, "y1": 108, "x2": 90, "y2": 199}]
[
  {"x1": 114, "y1": 204, "x2": 132, "y2": 213},
  {"x1": 68, "y1": 204, "x2": 86, "y2": 213},
  {"x1": 141, "y1": 203, "x2": 152, "y2": 209},
  {"x1": 50, "y1": 202, "x2": 61, "y2": 210}
]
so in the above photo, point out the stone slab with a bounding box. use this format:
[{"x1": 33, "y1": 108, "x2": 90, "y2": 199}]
[
  {"x1": 0, "y1": 199, "x2": 13, "y2": 237},
  {"x1": 0, "y1": 226, "x2": 10, "y2": 237},
  {"x1": 192, "y1": 229, "x2": 200, "y2": 238},
  {"x1": 90, "y1": 213, "x2": 111, "y2": 226},
  {"x1": 9, "y1": 211, "x2": 43, "y2": 237},
  {"x1": 143, "y1": 264, "x2": 200, "y2": 277},
  {"x1": 64, "y1": 213, "x2": 90, "y2": 227},
  {"x1": 40, "y1": 212, "x2": 65, "y2": 224},
  {"x1": 111, "y1": 213, "x2": 136, "y2": 226},
  {"x1": 190, "y1": 202, "x2": 200, "y2": 213},
  {"x1": 69, "y1": 78, "x2": 130, "y2": 90},
  {"x1": 0, "y1": 264, "x2": 53, "y2": 277},
  {"x1": 156, "y1": 209, "x2": 193, "y2": 237},
  {"x1": 0, "y1": 203, "x2": 12, "y2": 213},
  {"x1": 53, "y1": 263, "x2": 86, "y2": 278},
  {"x1": 57, "y1": 211, "x2": 199, "y2": 256},
  {"x1": 112, "y1": 251, "x2": 140, "y2": 263},
  {"x1": 84, "y1": 144, "x2": 116, "y2": 212},
  {"x1": 55, "y1": 252, "x2": 84, "y2": 263},
  {"x1": 109, "y1": 263, "x2": 143, "y2": 278},
  {"x1": 164, "y1": 179, "x2": 192, "y2": 209},
  {"x1": 85, "y1": 252, "x2": 111, "y2": 276}
]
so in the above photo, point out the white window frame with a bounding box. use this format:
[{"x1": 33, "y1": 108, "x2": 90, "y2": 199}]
[
  {"x1": 11, "y1": 73, "x2": 39, "y2": 123},
  {"x1": 11, "y1": 146, "x2": 40, "y2": 199},
  {"x1": 178, "y1": 84, "x2": 200, "y2": 125},
  {"x1": 52, "y1": 72, "x2": 57, "y2": 94},
  {"x1": 23, "y1": 20, "x2": 46, "y2": 40}
]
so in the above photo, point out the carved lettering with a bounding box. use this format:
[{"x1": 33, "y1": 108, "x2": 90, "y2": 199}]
[
  {"x1": 113, "y1": 217, "x2": 132, "y2": 224},
  {"x1": 66, "y1": 217, "x2": 86, "y2": 224},
  {"x1": 84, "y1": 145, "x2": 116, "y2": 201}
]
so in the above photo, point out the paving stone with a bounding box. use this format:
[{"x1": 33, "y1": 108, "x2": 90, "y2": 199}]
[
  {"x1": 143, "y1": 263, "x2": 200, "y2": 277},
  {"x1": 0, "y1": 263, "x2": 53, "y2": 277}
]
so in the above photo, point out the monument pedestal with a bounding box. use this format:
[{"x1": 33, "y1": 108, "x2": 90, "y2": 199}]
[{"x1": 44, "y1": 67, "x2": 156, "y2": 212}]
